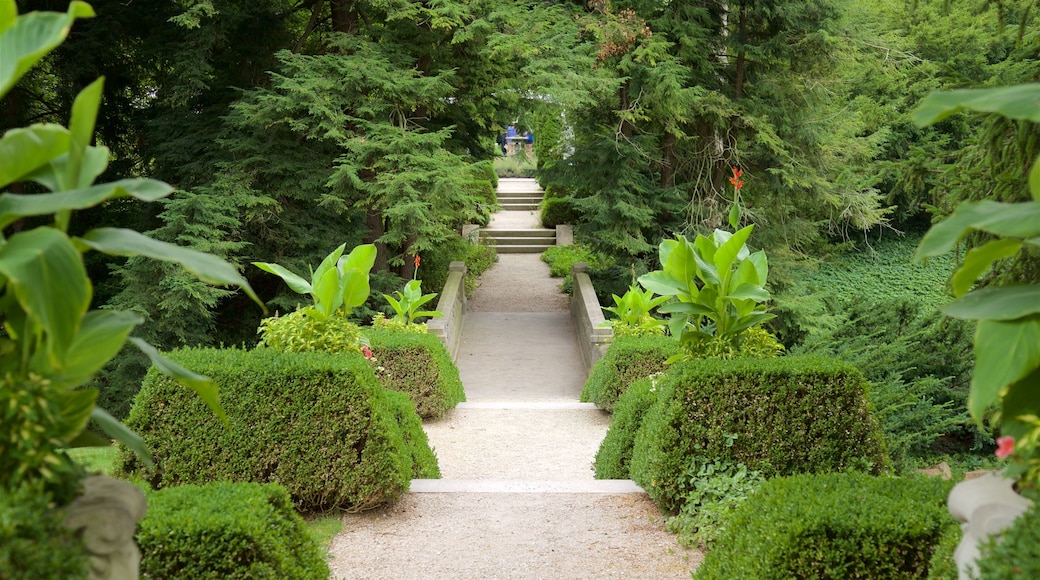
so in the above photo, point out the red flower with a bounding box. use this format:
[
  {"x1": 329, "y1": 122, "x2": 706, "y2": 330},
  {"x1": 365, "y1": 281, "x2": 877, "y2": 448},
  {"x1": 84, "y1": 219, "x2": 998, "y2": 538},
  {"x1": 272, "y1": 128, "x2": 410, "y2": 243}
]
[
  {"x1": 729, "y1": 166, "x2": 744, "y2": 190},
  {"x1": 361, "y1": 346, "x2": 373, "y2": 359},
  {"x1": 996, "y1": 435, "x2": 1015, "y2": 458},
  {"x1": 414, "y1": 254, "x2": 421, "y2": 269}
]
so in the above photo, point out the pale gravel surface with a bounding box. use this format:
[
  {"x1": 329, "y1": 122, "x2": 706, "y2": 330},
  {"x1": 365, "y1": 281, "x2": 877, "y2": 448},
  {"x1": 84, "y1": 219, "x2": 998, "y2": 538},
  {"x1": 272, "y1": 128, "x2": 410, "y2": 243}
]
[{"x1": 326, "y1": 194, "x2": 701, "y2": 578}]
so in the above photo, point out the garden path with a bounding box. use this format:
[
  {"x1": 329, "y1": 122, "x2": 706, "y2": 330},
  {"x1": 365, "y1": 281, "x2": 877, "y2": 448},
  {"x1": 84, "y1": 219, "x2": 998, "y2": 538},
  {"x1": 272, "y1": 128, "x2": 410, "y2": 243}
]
[{"x1": 328, "y1": 179, "x2": 699, "y2": 579}]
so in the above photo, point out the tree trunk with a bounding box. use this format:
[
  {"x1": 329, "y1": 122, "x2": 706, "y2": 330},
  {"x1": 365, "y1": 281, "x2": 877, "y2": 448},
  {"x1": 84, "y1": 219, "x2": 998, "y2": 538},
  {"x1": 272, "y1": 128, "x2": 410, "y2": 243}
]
[
  {"x1": 329, "y1": 0, "x2": 358, "y2": 34},
  {"x1": 364, "y1": 208, "x2": 389, "y2": 272}
]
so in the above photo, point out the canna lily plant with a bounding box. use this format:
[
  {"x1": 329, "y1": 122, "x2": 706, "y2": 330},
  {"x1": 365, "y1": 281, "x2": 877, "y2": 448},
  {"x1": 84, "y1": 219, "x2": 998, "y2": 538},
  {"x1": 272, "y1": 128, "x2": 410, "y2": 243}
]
[
  {"x1": 383, "y1": 279, "x2": 442, "y2": 325},
  {"x1": 913, "y1": 83, "x2": 1040, "y2": 488},
  {"x1": 0, "y1": 2, "x2": 263, "y2": 494},
  {"x1": 638, "y1": 225, "x2": 773, "y2": 362},
  {"x1": 600, "y1": 285, "x2": 670, "y2": 337},
  {"x1": 253, "y1": 243, "x2": 377, "y2": 321}
]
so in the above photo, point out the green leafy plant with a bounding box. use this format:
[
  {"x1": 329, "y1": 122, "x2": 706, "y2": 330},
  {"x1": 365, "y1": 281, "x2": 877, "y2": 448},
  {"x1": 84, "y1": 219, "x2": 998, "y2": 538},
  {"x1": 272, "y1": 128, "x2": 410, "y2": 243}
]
[
  {"x1": 913, "y1": 83, "x2": 1040, "y2": 487},
  {"x1": 253, "y1": 243, "x2": 376, "y2": 321},
  {"x1": 0, "y1": 2, "x2": 262, "y2": 496},
  {"x1": 257, "y1": 307, "x2": 364, "y2": 354},
  {"x1": 638, "y1": 226, "x2": 773, "y2": 361},
  {"x1": 383, "y1": 279, "x2": 442, "y2": 325},
  {"x1": 600, "y1": 285, "x2": 670, "y2": 337}
]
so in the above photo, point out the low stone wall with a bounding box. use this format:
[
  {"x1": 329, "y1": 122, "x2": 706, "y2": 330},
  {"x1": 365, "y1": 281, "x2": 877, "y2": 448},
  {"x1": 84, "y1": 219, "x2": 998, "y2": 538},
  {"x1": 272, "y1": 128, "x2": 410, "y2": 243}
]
[
  {"x1": 427, "y1": 261, "x2": 467, "y2": 361},
  {"x1": 570, "y1": 262, "x2": 612, "y2": 374}
]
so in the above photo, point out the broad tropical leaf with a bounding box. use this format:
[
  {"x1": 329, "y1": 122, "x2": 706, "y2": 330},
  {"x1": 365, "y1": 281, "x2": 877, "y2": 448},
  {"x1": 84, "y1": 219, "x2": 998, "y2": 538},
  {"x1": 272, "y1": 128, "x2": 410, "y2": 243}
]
[
  {"x1": 253, "y1": 261, "x2": 311, "y2": 295},
  {"x1": 0, "y1": 2, "x2": 95, "y2": 96},
  {"x1": 0, "y1": 228, "x2": 90, "y2": 364},
  {"x1": 59, "y1": 310, "x2": 142, "y2": 387},
  {"x1": 0, "y1": 178, "x2": 173, "y2": 230},
  {"x1": 81, "y1": 228, "x2": 263, "y2": 308},
  {"x1": 66, "y1": 77, "x2": 103, "y2": 189},
  {"x1": 951, "y1": 239, "x2": 1023, "y2": 297},
  {"x1": 943, "y1": 286, "x2": 1040, "y2": 321},
  {"x1": 915, "y1": 200, "x2": 1040, "y2": 261},
  {"x1": 638, "y1": 270, "x2": 689, "y2": 297},
  {"x1": 91, "y1": 407, "x2": 152, "y2": 467},
  {"x1": 53, "y1": 388, "x2": 96, "y2": 441},
  {"x1": 0, "y1": 124, "x2": 70, "y2": 188},
  {"x1": 913, "y1": 84, "x2": 1040, "y2": 126},
  {"x1": 969, "y1": 317, "x2": 1040, "y2": 421}
]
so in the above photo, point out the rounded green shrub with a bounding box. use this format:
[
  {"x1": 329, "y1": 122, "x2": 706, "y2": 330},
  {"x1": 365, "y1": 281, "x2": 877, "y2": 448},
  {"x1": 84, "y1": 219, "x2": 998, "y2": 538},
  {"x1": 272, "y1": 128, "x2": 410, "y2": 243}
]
[
  {"x1": 926, "y1": 521, "x2": 961, "y2": 580},
  {"x1": 594, "y1": 376, "x2": 659, "y2": 478},
  {"x1": 139, "y1": 482, "x2": 329, "y2": 579},
  {"x1": 580, "y1": 335, "x2": 680, "y2": 411},
  {"x1": 631, "y1": 355, "x2": 890, "y2": 513},
  {"x1": 540, "y1": 196, "x2": 579, "y2": 228},
  {"x1": 118, "y1": 348, "x2": 438, "y2": 512},
  {"x1": 257, "y1": 307, "x2": 362, "y2": 354},
  {"x1": 0, "y1": 483, "x2": 88, "y2": 579},
  {"x1": 974, "y1": 499, "x2": 1040, "y2": 579},
  {"x1": 695, "y1": 473, "x2": 953, "y2": 579},
  {"x1": 366, "y1": 327, "x2": 466, "y2": 419}
]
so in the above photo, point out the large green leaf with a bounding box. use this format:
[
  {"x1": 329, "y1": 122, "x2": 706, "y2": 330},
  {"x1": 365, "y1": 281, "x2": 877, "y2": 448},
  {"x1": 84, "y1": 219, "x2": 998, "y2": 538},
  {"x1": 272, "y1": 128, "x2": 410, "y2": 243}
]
[
  {"x1": 664, "y1": 236, "x2": 698, "y2": 286},
  {"x1": 728, "y1": 283, "x2": 770, "y2": 302},
  {"x1": 728, "y1": 312, "x2": 776, "y2": 335},
  {"x1": 0, "y1": 178, "x2": 173, "y2": 231},
  {"x1": 0, "y1": 124, "x2": 70, "y2": 189},
  {"x1": 969, "y1": 317, "x2": 1040, "y2": 421},
  {"x1": 943, "y1": 286, "x2": 1040, "y2": 321},
  {"x1": 341, "y1": 269, "x2": 371, "y2": 310},
  {"x1": 0, "y1": 3, "x2": 95, "y2": 97},
  {"x1": 311, "y1": 265, "x2": 342, "y2": 317},
  {"x1": 342, "y1": 243, "x2": 377, "y2": 273},
  {"x1": 915, "y1": 201, "x2": 1040, "y2": 261},
  {"x1": 59, "y1": 310, "x2": 142, "y2": 388},
  {"x1": 951, "y1": 239, "x2": 1023, "y2": 297},
  {"x1": 912, "y1": 84, "x2": 1040, "y2": 127},
  {"x1": 659, "y1": 301, "x2": 715, "y2": 317},
  {"x1": 253, "y1": 261, "x2": 311, "y2": 295},
  {"x1": 53, "y1": 387, "x2": 96, "y2": 442},
  {"x1": 312, "y1": 243, "x2": 346, "y2": 289},
  {"x1": 1031, "y1": 153, "x2": 1040, "y2": 202},
  {"x1": 90, "y1": 407, "x2": 152, "y2": 468},
  {"x1": 80, "y1": 228, "x2": 263, "y2": 309},
  {"x1": 30, "y1": 145, "x2": 110, "y2": 193},
  {"x1": 0, "y1": 0, "x2": 16, "y2": 35},
  {"x1": 638, "y1": 271, "x2": 689, "y2": 298},
  {"x1": 999, "y1": 368, "x2": 1040, "y2": 440},
  {"x1": 713, "y1": 225, "x2": 754, "y2": 282},
  {"x1": 0, "y1": 228, "x2": 90, "y2": 365},
  {"x1": 129, "y1": 337, "x2": 227, "y2": 426},
  {"x1": 66, "y1": 78, "x2": 103, "y2": 190}
]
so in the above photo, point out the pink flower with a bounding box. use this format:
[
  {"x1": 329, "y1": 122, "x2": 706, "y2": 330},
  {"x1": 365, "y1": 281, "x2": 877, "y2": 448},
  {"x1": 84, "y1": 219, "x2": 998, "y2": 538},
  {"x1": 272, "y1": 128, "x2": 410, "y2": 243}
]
[
  {"x1": 995, "y1": 435, "x2": 1015, "y2": 458},
  {"x1": 361, "y1": 346, "x2": 373, "y2": 359}
]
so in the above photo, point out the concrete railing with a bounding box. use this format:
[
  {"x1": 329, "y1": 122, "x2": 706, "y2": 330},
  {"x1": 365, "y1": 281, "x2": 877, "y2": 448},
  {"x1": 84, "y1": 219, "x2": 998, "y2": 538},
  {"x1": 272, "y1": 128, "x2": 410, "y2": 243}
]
[
  {"x1": 427, "y1": 261, "x2": 467, "y2": 361},
  {"x1": 570, "y1": 262, "x2": 612, "y2": 374}
]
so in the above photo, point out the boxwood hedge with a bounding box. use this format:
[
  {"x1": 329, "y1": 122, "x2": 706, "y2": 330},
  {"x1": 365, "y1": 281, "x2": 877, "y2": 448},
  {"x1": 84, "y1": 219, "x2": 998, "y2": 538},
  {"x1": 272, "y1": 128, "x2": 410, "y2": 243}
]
[
  {"x1": 138, "y1": 482, "x2": 328, "y2": 579},
  {"x1": 695, "y1": 473, "x2": 953, "y2": 579},
  {"x1": 366, "y1": 328, "x2": 465, "y2": 419},
  {"x1": 594, "y1": 376, "x2": 657, "y2": 479},
  {"x1": 580, "y1": 335, "x2": 679, "y2": 411},
  {"x1": 631, "y1": 355, "x2": 890, "y2": 512},
  {"x1": 118, "y1": 348, "x2": 438, "y2": 512}
]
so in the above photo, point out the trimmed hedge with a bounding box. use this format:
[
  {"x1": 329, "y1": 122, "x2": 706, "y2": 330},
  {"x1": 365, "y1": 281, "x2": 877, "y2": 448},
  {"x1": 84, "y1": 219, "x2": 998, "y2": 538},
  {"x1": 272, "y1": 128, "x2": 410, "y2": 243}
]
[
  {"x1": 0, "y1": 483, "x2": 88, "y2": 579},
  {"x1": 594, "y1": 376, "x2": 657, "y2": 479},
  {"x1": 696, "y1": 473, "x2": 953, "y2": 579},
  {"x1": 540, "y1": 196, "x2": 579, "y2": 228},
  {"x1": 139, "y1": 482, "x2": 328, "y2": 579},
  {"x1": 631, "y1": 355, "x2": 890, "y2": 512},
  {"x1": 366, "y1": 327, "x2": 465, "y2": 419},
  {"x1": 580, "y1": 335, "x2": 679, "y2": 411},
  {"x1": 926, "y1": 520, "x2": 961, "y2": 580},
  {"x1": 974, "y1": 498, "x2": 1040, "y2": 578},
  {"x1": 118, "y1": 348, "x2": 439, "y2": 512}
]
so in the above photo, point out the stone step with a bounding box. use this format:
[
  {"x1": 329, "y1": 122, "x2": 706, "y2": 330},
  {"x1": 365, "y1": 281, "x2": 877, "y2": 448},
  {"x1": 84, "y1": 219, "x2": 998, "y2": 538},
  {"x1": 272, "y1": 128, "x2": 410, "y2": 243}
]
[
  {"x1": 481, "y1": 228, "x2": 555, "y2": 238},
  {"x1": 409, "y1": 479, "x2": 645, "y2": 493},
  {"x1": 500, "y1": 203, "x2": 540, "y2": 212},
  {"x1": 494, "y1": 244, "x2": 554, "y2": 254},
  {"x1": 497, "y1": 190, "x2": 544, "y2": 199}
]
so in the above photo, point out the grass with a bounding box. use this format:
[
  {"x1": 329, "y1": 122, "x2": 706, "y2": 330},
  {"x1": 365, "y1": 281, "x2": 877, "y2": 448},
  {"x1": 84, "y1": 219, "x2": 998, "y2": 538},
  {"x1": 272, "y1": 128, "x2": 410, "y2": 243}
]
[
  {"x1": 304, "y1": 515, "x2": 344, "y2": 550},
  {"x1": 66, "y1": 445, "x2": 119, "y2": 475},
  {"x1": 493, "y1": 154, "x2": 536, "y2": 178}
]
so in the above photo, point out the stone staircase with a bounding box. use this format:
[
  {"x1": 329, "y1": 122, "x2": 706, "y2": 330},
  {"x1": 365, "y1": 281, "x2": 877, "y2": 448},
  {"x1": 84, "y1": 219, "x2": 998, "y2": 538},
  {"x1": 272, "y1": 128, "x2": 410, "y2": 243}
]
[{"x1": 481, "y1": 177, "x2": 556, "y2": 253}]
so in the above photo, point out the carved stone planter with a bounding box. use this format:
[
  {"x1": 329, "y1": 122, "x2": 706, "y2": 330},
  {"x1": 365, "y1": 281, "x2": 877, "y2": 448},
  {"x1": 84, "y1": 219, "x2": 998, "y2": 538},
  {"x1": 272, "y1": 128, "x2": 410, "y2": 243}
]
[
  {"x1": 62, "y1": 475, "x2": 147, "y2": 580},
  {"x1": 947, "y1": 471, "x2": 1032, "y2": 579}
]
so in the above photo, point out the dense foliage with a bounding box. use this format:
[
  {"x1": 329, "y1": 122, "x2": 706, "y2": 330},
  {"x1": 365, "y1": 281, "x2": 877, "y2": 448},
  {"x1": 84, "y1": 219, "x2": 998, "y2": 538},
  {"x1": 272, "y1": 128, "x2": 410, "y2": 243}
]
[
  {"x1": 630, "y1": 355, "x2": 889, "y2": 513},
  {"x1": 580, "y1": 335, "x2": 678, "y2": 411},
  {"x1": 0, "y1": 482, "x2": 89, "y2": 579},
  {"x1": 366, "y1": 328, "x2": 466, "y2": 419},
  {"x1": 138, "y1": 482, "x2": 329, "y2": 579},
  {"x1": 118, "y1": 348, "x2": 438, "y2": 512},
  {"x1": 695, "y1": 473, "x2": 953, "y2": 579}
]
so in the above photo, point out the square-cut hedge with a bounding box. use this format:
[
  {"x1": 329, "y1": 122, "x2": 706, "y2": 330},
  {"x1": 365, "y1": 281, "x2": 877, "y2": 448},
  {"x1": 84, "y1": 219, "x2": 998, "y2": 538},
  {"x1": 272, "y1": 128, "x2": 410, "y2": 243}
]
[
  {"x1": 631, "y1": 355, "x2": 889, "y2": 512},
  {"x1": 580, "y1": 335, "x2": 680, "y2": 411},
  {"x1": 695, "y1": 473, "x2": 953, "y2": 579},
  {"x1": 118, "y1": 348, "x2": 439, "y2": 512},
  {"x1": 594, "y1": 376, "x2": 657, "y2": 479},
  {"x1": 366, "y1": 328, "x2": 465, "y2": 419},
  {"x1": 139, "y1": 482, "x2": 328, "y2": 579}
]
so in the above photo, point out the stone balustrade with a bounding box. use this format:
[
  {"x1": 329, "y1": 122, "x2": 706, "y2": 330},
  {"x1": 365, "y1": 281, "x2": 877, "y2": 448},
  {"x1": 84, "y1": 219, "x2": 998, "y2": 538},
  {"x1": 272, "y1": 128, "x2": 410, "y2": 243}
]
[
  {"x1": 570, "y1": 262, "x2": 612, "y2": 374},
  {"x1": 427, "y1": 261, "x2": 467, "y2": 361}
]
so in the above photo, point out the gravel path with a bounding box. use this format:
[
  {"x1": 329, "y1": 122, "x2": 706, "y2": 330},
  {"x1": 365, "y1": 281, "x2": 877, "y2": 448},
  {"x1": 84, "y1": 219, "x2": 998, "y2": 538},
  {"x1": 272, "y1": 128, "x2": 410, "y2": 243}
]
[{"x1": 326, "y1": 190, "x2": 701, "y2": 578}]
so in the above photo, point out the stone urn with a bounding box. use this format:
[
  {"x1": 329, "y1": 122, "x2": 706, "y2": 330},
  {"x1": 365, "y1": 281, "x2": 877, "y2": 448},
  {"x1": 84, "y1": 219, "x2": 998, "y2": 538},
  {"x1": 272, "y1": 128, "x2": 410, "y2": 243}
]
[
  {"x1": 947, "y1": 471, "x2": 1033, "y2": 579},
  {"x1": 62, "y1": 475, "x2": 148, "y2": 580}
]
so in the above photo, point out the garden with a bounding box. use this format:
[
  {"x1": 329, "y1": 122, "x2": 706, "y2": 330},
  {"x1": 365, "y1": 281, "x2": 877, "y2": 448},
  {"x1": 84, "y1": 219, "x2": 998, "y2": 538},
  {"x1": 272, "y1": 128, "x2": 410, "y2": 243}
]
[{"x1": 3, "y1": 0, "x2": 1040, "y2": 578}]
